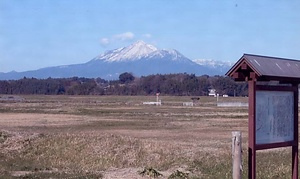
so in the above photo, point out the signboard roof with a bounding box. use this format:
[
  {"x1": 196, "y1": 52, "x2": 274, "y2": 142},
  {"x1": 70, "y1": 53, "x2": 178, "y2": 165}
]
[{"x1": 226, "y1": 54, "x2": 300, "y2": 82}]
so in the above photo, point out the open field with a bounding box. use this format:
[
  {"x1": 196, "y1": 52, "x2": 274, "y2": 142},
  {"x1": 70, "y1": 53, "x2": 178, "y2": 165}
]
[{"x1": 0, "y1": 95, "x2": 296, "y2": 178}]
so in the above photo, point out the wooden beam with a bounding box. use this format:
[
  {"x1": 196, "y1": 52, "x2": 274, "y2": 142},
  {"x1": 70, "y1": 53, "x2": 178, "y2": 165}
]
[
  {"x1": 241, "y1": 63, "x2": 248, "y2": 70},
  {"x1": 233, "y1": 72, "x2": 245, "y2": 80},
  {"x1": 248, "y1": 80, "x2": 256, "y2": 179},
  {"x1": 292, "y1": 83, "x2": 299, "y2": 179},
  {"x1": 250, "y1": 72, "x2": 258, "y2": 81}
]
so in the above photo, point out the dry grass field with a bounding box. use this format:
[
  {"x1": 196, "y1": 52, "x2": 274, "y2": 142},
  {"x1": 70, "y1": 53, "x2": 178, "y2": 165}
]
[{"x1": 0, "y1": 95, "x2": 295, "y2": 178}]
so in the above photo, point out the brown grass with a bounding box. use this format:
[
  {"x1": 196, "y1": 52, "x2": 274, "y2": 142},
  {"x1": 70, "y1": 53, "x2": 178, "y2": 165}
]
[{"x1": 0, "y1": 95, "x2": 296, "y2": 178}]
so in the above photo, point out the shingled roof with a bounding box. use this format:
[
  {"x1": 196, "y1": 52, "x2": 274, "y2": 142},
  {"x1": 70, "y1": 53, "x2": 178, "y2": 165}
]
[{"x1": 226, "y1": 54, "x2": 300, "y2": 82}]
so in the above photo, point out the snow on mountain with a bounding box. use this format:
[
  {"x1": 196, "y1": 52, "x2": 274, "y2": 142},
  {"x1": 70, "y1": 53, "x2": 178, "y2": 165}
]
[
  {"x1": 148, "y1": 49, "x2": 187, "y2": 61},
  {"x1": 93, "y1": 40, "x2": 158, "y2": 62},
  {"x1": 92, "y1": 40, "x2": 191, "y2": 64},
  {"x1": 192, "y1": 59, "x2": 233, "y2": 68}
]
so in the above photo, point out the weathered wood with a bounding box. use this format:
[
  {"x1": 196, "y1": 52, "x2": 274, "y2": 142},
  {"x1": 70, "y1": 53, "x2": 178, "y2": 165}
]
[
  {"x1": 232, "y1": 131, "x2": 242, "y2": 179},
  {"x1": 292, "y1": 83, "x2": 298, "y2": 179},
  {"x1": 241, "y1": 62, "x2": 248, "y2": 70},
  {"x1": 248, "y1": 80, "x2": 256, "y2": 179},
  {"x1": 233, "y1": 72, "x2": 245, "y2": 80},
  {"x1": 250, "y1": 72, "x2": 258, "y2": 81}
]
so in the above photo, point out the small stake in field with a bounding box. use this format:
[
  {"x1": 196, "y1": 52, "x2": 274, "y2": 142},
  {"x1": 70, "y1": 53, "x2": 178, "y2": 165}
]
[{"x1": 143, "y1": 93, "x2": 162, "y2": 106}]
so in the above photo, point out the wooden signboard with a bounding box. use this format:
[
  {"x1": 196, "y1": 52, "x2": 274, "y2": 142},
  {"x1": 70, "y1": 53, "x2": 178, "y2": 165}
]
[
  {"x1": 248, "y1": 83, "x2": 298, "y2": 179},
  {"x1": 226, "y1": 54, "x2": 299, "y2": 179}
]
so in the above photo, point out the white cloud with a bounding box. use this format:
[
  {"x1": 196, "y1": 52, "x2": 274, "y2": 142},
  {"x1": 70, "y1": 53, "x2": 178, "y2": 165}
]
[
  {"x1": 100, "y1": 32, "x2": 136, "y2": 47},
  {"x1": 143, "y1": 33, "x2": 152, "y2": 38},
  {"x1": 100, "y1": 38, "x2": 110, "y2": 46},
  {"x1": 113, "y1": 32, "x2": 135, "y2": 41}
]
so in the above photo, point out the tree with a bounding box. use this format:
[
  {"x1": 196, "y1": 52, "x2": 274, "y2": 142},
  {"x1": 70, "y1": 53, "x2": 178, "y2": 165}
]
[
  {"x1": 119, "y1": 72, "x2": 135, "y2": 84},
  {"x1": 198, "y1": 75, "x2": 210, "y2": 96},
  {"x1": 0, "y1": 74, "x2": 248, "y2": 96}
]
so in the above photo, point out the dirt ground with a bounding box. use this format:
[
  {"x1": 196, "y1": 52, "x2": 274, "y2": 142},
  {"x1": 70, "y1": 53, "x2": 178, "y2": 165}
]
[{"x1": 0, "y1": 95, "x2": 249, "y2": 178}]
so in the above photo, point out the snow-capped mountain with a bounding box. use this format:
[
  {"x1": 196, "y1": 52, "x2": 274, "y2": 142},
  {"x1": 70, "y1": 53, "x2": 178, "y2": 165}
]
[
  {"x1": 83, "y1": 41, "x2": 205, "y2": 78},
  {"x1": 92, "y1": 40, "x2": 190, "y2": 63},
  {"x1": 148, "y1": 49, "x2": 188, "y2": 61},
  {"x1": 192, "y1": 59, "x2": 232, "y2": 73},
  {"x1": 93, "y1": 40, "x2": 158, "y2": 62},
  {"x1": 192, "y1": 59, "x2": 233, "y2": 67},
  {"x1": 0, "y1": 41, "x2": 228, "y2": 80}
]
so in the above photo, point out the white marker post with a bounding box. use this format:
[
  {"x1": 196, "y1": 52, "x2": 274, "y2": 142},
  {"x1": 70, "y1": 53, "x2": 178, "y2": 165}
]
[{"x1": 156, "y1": 93, "x2": 160, "y2": 103}]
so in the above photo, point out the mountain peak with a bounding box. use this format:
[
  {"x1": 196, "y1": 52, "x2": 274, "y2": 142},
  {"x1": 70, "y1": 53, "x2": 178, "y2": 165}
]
[
  {"x1": 132, "y1": 40, "x2": 150, "y2": 47},
  {"x1": 94, "y1": 40, "x2": 158, "y2": 62}
]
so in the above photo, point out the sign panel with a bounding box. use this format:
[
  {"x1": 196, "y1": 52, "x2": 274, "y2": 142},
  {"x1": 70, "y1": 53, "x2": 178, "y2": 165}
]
[{"x1": 255, "y1": 91, "x2": 294, "y2": 144}]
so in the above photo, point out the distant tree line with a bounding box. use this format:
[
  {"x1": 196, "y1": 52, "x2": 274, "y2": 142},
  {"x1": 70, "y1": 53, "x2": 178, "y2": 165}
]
[{"x1": 0, "y1": 73, "x2": 248, "y2": 96}]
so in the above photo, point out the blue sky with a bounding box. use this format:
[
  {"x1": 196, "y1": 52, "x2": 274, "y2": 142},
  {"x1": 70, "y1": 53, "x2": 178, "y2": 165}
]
[{"x1": 1, "y1": 0, "x2": 300, "y2": 72}]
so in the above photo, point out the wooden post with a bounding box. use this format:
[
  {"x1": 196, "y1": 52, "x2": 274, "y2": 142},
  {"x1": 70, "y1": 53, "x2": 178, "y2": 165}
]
[
  {"x1": 292, "y1": 83, "x2": 298, "y2": 179},
  {"x1": 232, "y1": 131, "x2": 242, "y2": 179},
  {"x1": 248, "y1": 80, "x2": 256, "y2": 179}
]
